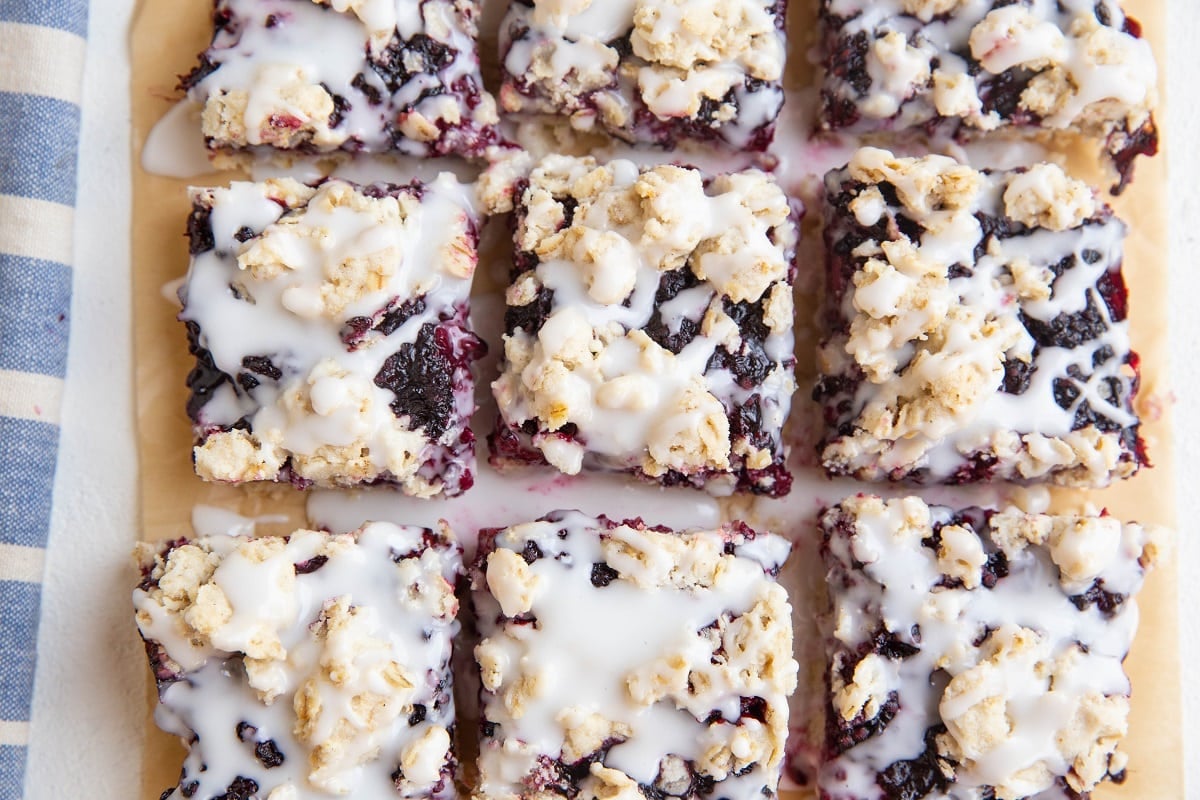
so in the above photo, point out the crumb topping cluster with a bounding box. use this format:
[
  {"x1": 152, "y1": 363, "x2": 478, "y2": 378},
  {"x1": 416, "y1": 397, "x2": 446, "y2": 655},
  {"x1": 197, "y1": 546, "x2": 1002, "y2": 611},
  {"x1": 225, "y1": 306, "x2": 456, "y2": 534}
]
[
  {"x1": 819, "y1": 495, "x2": 1164, "y2": 800},
  {"x1": 472, "y1": 511, "x2": 797, "y2": 800},
  {"x1": 182, "y1": 174, "x2": 483, "y2": 496},
  {"x1": 185, "y1": 0, "x2": 502, "y2": 160},
  {"x1": 492, "y1": 155, "x2": 797, "y2": 495},
  {"x1": 819, "y1": 0, "x2": 1159, "y2": 188},
  {"x1": 134, "y1": 522, "x2": 461, "y2": 800},
  {"x1": 817, "y1": 148, "x2": 1142, "y2": 487},
  {"x1": 500, "y1": 0, "x2": 786, "y2": 149}
]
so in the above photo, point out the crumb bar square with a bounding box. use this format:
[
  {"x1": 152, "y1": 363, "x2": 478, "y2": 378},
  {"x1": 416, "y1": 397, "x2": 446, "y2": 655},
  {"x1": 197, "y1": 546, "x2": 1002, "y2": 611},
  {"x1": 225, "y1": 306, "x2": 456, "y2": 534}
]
[
  {"x1": 817, "y1": 0, "x2": 1158, "y2": 191},
  {"x1": 183, "y1": 0, "x2": 503, "y2": 160},
  {"x1": 490, "y1": 155, "x2": 799, "y2": 496},
  {"x1": 817, "y1": 495, "x2": 1164, "y2": 800},
  {"x1": 471, "y1": 510, "x2": 798, "y2": 800},
  {"x1": 134, "y1": 522, "x2": 462, "y2": 800},
  {"x1": 499, "y1": 0, "x2": 788, "y2": 151},
  {"x1": 181, "y1": 174, "x2": 484, "y2": 496},
  {"x1": 814, "y1": 148, "x2": 1144, "y2": 487}
]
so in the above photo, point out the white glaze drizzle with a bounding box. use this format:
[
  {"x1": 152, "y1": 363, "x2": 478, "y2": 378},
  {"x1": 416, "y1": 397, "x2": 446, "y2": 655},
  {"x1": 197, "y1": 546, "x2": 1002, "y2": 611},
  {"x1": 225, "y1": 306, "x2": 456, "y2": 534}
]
[
  {"x1": 191, "y1": 504, "x2": 292, "y2": 538},
  {"x1": 473, "y1": 511, "x2": 797, "y2": 800},
  {"x1": 307, "y1": 470, "x2": 721, "y2": 564},
  {"x1": 499, "y1": 0, "x2": 786, "y2": 149},
  {"x1": 816, "y1": 495, "x2": 1163, "y2": 800},
  {"x1": 187, "y1": 0, "x2": 500, "y2": 157},
  {"x1": 181, "y1": 172, "x2": 481, "y2": 496},
  {"x1": 492, "y1": 155, "x2": 797, "y2": 494},
  {"x1": 142, "y1": 100, "x2": 220, "y2": 179},
  {"x1": 134, "y1": 522, "x2": 462, "y2": 800},
  {"x1": 819, "y1": 0, "x2": 1157, "y2": 157},
  {"x1": 133, "y1": 4, "x2": 1166, "y2": 791},
  {"x1": 818, "y1": 148, "x2": 1139, "y2": 486}
]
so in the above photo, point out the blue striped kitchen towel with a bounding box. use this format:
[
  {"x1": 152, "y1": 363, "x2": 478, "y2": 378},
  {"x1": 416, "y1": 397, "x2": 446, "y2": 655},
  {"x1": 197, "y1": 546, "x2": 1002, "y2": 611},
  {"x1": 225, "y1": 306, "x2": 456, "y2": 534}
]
[{"x1": 0, "y1": 1, "x2": 89, "y2": 798}]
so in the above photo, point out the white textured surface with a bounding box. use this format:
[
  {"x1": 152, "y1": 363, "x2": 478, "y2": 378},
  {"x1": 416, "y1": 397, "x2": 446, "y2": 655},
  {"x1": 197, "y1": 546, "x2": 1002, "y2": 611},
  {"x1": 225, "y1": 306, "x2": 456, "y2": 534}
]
[
  {"x1": 26, "y1": 1, "x2": 143, "y2": 798},
  {"x1": 22, "y1": 0, "x2": 1198, "y2": 798},
  {"x1": 1166, "y1": 0, "x2": 1199, "y2": 791}
]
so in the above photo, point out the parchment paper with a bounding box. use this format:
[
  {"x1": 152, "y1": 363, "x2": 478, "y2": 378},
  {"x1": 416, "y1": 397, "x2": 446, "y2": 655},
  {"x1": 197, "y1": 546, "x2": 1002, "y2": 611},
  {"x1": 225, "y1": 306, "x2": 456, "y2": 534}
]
[{"x1": 129, "y1": 1, "x2": 1181, "y2": 797}]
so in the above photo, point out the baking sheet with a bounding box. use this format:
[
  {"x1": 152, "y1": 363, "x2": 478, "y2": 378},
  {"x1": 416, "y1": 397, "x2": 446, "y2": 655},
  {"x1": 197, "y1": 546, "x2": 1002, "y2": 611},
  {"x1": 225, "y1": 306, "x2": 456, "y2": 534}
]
[{"x1": 128, "y1": 0, "x2": 1181, "y2": 797}]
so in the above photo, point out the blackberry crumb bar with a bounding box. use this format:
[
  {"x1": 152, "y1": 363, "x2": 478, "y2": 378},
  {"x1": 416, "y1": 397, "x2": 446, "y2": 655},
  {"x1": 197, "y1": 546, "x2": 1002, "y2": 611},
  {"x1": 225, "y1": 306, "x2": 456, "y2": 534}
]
[
  {"x1": 472, "y1": 510, "x2": 798, "y2": 800},
  {"x1": 491, "y1": 155, "x2": 799, "y2": 496},
  {"x1": 818, "y1": 0, "x2": 1158, "y2": 191},
  {"x1": 815, "y1": 148, "x2": 1144, "y2": 487},
  {"x1": 817, "y1": 495, "x2": 1164, "y2": 800},
  {"x1": 183, "y1": 0, "x2": 502, "y2": 160},
  {"x1": 499, "y1": 0, "x2": 787, "y2": 150},
  {"x1": 182, "y1": 174, "x2": 484, "y2": 496},
  {"x1": 134, "y1": 522, "x2": 461, "y2": 800}
]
